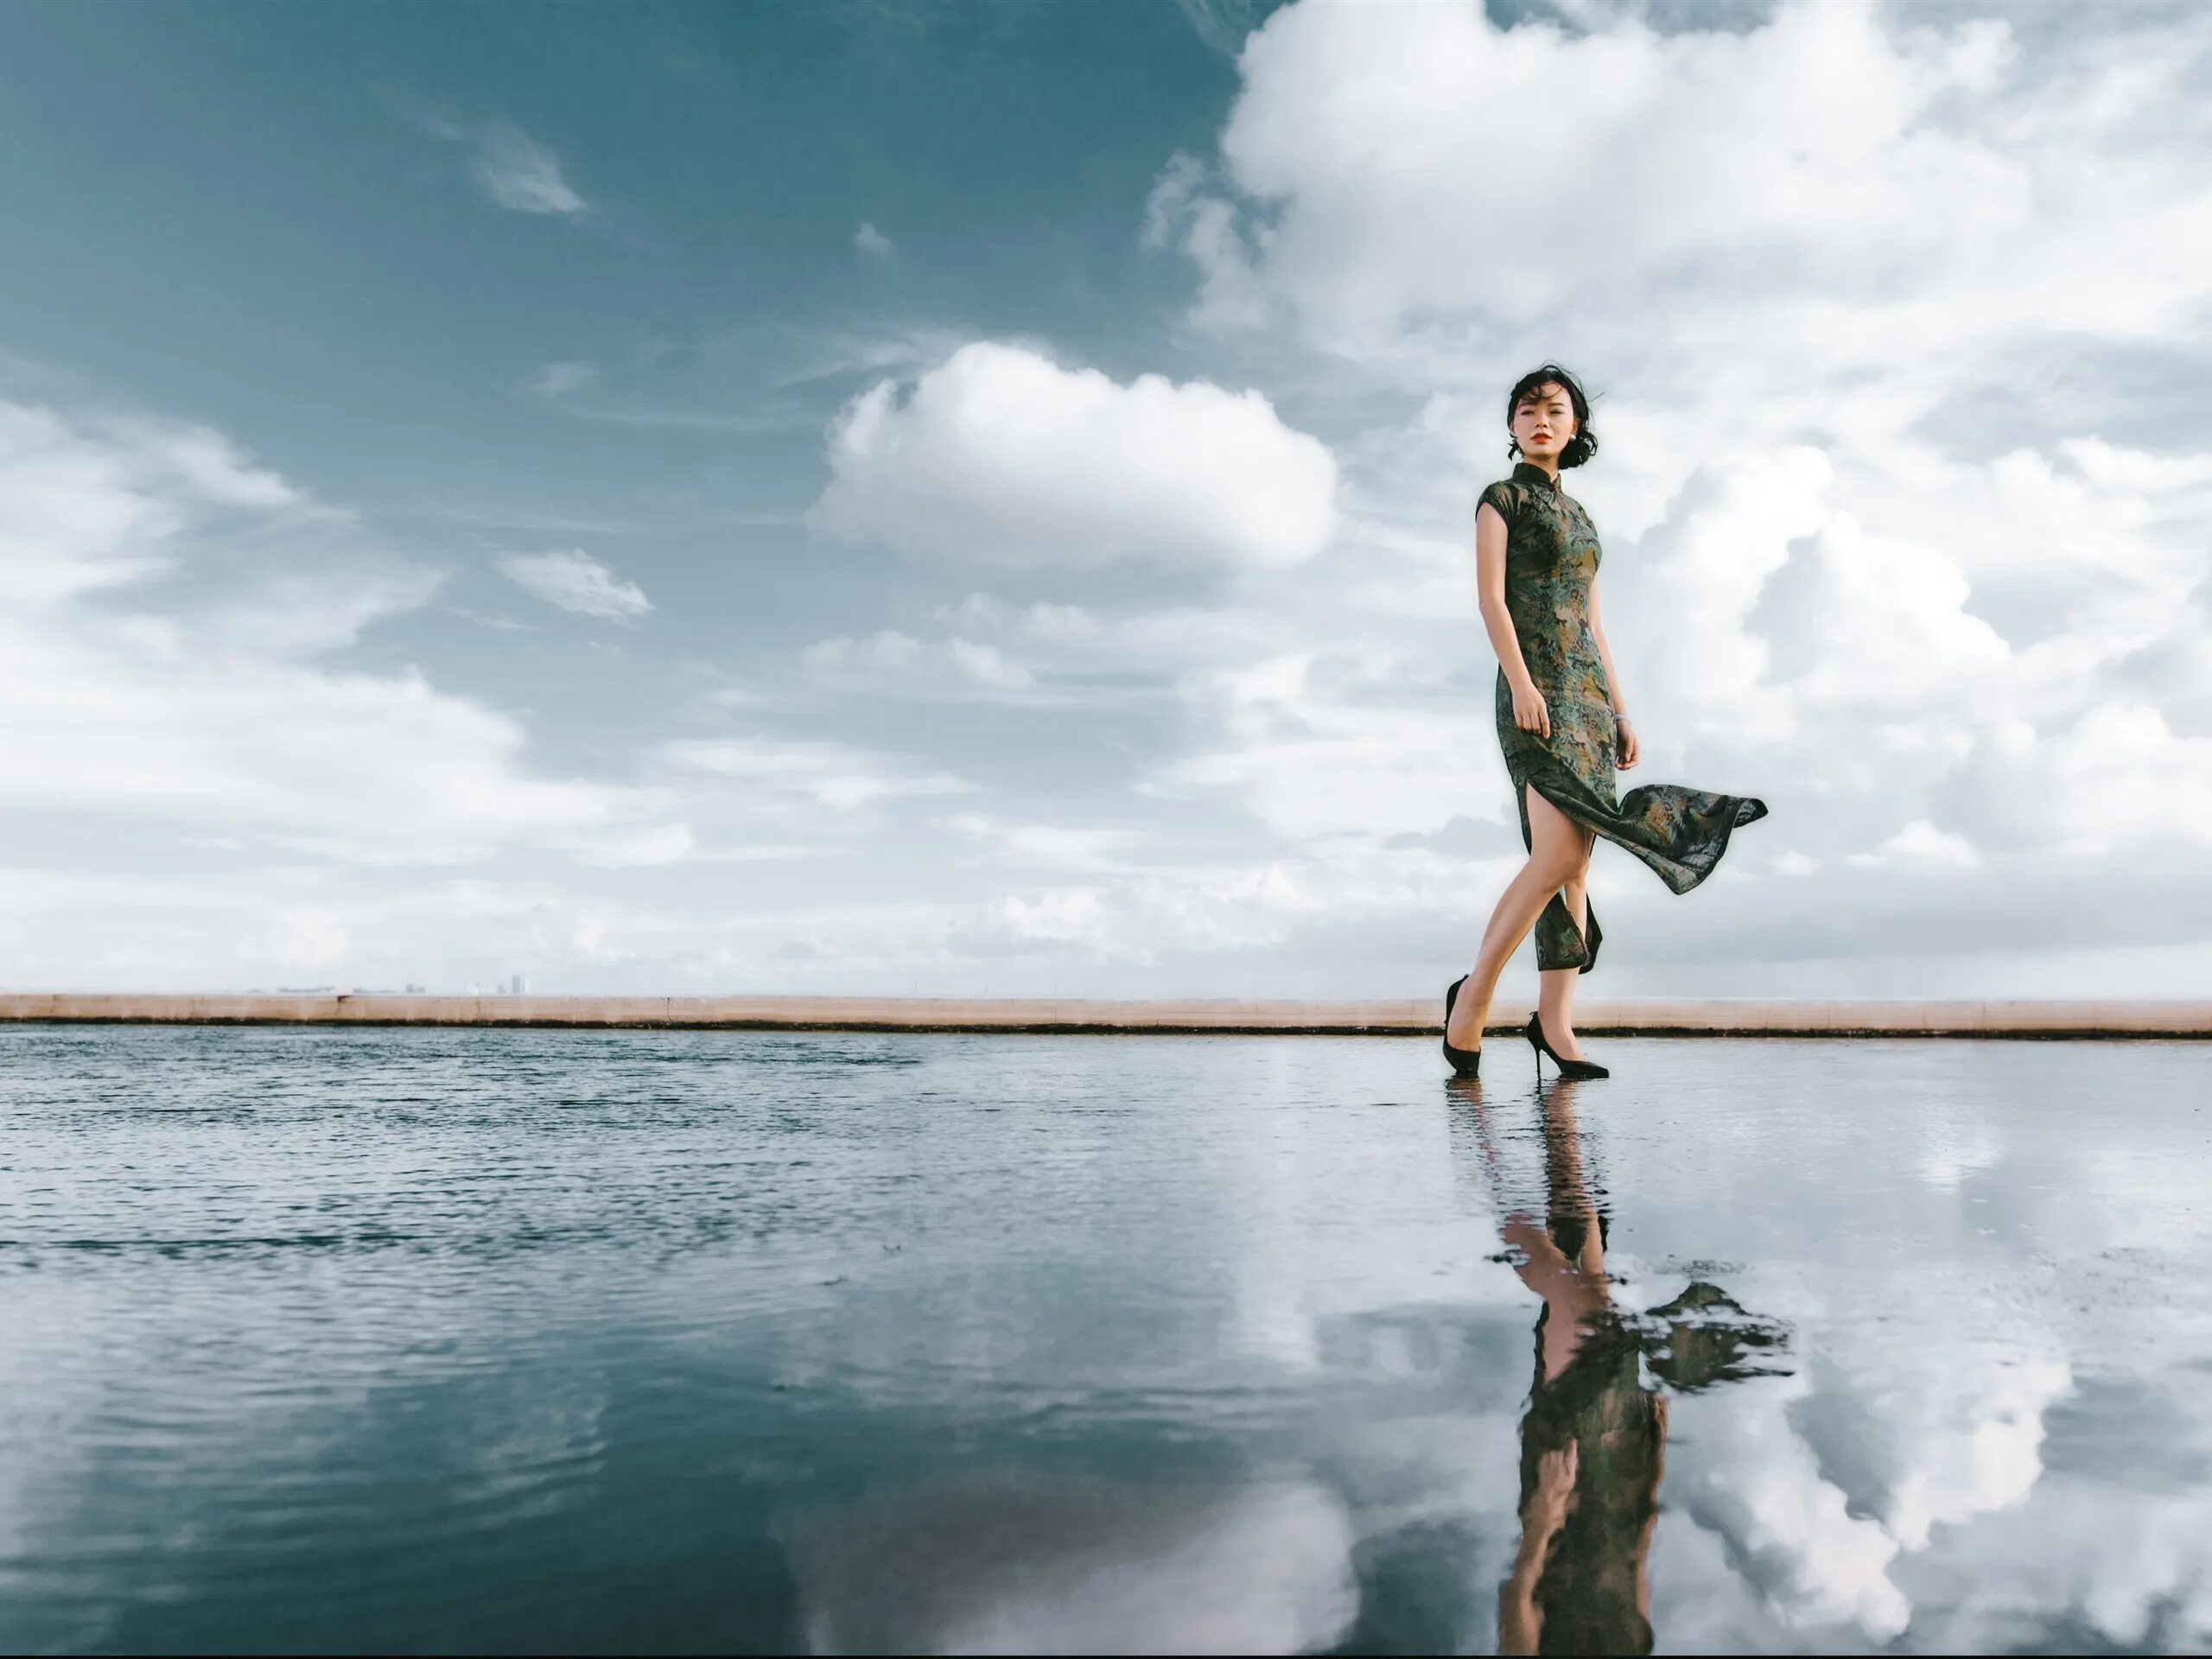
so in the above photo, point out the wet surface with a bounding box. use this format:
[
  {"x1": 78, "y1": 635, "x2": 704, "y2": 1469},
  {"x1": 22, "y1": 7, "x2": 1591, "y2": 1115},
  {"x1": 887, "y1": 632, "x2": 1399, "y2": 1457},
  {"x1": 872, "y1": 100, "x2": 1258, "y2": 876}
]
[{"x1": 1, "y1": 1024, "x2": 2208, "y2": 1654}]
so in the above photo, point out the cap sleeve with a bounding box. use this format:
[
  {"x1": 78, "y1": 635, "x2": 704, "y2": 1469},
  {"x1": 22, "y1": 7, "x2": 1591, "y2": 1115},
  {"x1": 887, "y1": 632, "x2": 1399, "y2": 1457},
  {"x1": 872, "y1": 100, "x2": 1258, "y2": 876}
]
[{"x1": 1477, "y1": 479, "x2": 1518, "y2": 534}]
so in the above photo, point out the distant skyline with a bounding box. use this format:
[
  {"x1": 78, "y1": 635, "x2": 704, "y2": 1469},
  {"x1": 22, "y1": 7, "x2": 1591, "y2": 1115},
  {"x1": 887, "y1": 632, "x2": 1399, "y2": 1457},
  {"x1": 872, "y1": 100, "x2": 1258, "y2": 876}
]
[{"x1": 3, "y1": 0, "x2": 2208, "y2": 997}]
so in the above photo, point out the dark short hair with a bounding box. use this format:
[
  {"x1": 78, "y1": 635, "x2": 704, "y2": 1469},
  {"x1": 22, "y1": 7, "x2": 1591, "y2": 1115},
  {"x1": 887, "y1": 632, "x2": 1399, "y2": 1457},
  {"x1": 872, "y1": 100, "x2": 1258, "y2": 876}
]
[{"x1": 1506, "y1": 363, "x2": 1599, "y2": 469}]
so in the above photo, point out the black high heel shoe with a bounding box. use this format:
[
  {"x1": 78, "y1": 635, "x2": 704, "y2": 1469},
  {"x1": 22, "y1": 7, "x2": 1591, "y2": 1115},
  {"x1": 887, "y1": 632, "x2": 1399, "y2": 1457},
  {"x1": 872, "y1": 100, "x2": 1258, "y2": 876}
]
[
  {"x1": 1527, "y1": 1010, "x2": 1608, "y2": 1078},
  {"x1": 1442, "y1": 975, "x2": 1482, "y2": 1076}
]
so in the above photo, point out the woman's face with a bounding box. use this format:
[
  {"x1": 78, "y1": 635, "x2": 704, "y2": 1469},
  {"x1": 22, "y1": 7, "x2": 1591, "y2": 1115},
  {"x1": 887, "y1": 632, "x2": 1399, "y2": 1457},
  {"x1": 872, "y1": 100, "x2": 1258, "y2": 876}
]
[{"x1": 1511, "y1": 383, "x2": 1576, "y2": 462}]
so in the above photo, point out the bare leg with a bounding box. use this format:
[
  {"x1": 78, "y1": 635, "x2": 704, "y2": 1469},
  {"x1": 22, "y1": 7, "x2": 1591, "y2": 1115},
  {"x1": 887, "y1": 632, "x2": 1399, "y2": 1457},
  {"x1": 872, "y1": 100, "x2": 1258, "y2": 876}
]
[{"x1": 1446, "y1": 783, "x2": 1588, "y2": 1050}]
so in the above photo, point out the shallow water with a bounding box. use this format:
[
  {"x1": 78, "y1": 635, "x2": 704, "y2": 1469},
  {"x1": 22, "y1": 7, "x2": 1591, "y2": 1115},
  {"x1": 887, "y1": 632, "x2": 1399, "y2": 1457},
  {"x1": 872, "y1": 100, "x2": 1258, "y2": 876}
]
[{"x1": 1, "y1": 1024, "x2": 2208, "y2": 1655}]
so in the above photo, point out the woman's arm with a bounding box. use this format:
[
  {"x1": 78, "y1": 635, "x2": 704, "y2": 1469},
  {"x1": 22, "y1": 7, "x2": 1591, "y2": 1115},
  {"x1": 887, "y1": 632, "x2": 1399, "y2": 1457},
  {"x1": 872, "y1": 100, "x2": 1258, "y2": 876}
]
[
  {"x1": 1477, "y1": 501, "x2": 1537, "y2": 693},
  {"x1": 1499, "y1": 1441, "x2": 1580, "y2": 1655}
]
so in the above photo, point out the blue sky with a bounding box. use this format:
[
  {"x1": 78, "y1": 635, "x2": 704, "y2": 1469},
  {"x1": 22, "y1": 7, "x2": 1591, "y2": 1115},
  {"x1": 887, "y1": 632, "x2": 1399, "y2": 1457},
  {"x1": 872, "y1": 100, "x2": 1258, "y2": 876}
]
[{"x1": 3, "y1": 0, "x2": 2208, "y2": 996}]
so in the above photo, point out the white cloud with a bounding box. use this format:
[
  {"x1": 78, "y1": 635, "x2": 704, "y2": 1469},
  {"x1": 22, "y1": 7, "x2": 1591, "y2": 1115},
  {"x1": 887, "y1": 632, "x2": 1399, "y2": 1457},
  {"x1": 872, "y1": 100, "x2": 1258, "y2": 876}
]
[
  {"x1": 531, "y1": 359, "x2": 599, "y2": 398},
  {"x1": 941, "y1": 841, "x2": 1506, "y2": 968},
  {"x1": 464, "y1": 119, "x2": 588, "y2": 216},
  {"x1": 801, "y1": 628, "x2": 1036, "y2": 696},
  {"x1": 854, "y1": 220, "x2": 893, "y2": 257},
  {"x1": 928, "y1": 589, "x2": 1286, "y2": 671},
  {"x1": 414, "y1": 112, "x2": 588, "y2": 217},
  {"x1": 497, "y1": 550, "x2": 652, "y2": 621},
  {"x1": 1845, "y1": 818, "x2": 1983, "y2": 873},
  {"x1": 194, "y1": 566, "x2": 448, "y2": 659},
  {"x1": 0, "y1": 394, "x2": 687, "y2": 868},
  {"x1": 96, "y1": 413, "x2": 307, "y2": 510},
  {"x1": 930, "y1": 591, "x2": 1104, "y2": 645},
  {"x1": 1172, "y1": 0, "x2": 1271, "y2": 62},
  {"x1": 662, "y1": 735, "x2": 975, "y2": 812},
  {"x1": 0, "y1": 401, "x2": 305, "y2": 605},
  {"x1": 1673, "y1": 1373, "x2": 1914, "y2": 1640},
  {"x1": 1882, "y1": 1351, "x2": 2071, "y2": 1554},
  {"x1": 1141, "y1": 149, "x2": 1274, "y2": 334},
  {"x1": 1148, "y1": 649, "x2": 1487, "y2": 845},
  {"x1": 1147, "y1": 0, "x2": 2212, "y2": 366},
  {"x1": 940, "y1": 812, "x2": 1144, "y2": 874},
  {"x1": 806, "y1": 340, "x2": 1340, "y2": 570},
  {"x1": 573, "y1": 822, "x2": 697, "y2": 868}
]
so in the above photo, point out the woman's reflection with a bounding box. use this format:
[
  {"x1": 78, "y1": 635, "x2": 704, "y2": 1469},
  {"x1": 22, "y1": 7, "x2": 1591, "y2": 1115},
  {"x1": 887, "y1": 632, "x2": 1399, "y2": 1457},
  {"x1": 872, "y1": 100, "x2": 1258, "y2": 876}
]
[{"x1": 1450, "y1": 1077, "x2": 1784, "y2": 1656}]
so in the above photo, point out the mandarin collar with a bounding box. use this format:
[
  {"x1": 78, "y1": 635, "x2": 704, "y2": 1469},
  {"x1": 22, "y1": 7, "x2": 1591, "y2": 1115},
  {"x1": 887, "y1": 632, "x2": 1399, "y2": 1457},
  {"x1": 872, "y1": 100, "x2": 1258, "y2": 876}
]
[{"x1": 1511, "y1": 459, "x2": 1563, "y2": 492}]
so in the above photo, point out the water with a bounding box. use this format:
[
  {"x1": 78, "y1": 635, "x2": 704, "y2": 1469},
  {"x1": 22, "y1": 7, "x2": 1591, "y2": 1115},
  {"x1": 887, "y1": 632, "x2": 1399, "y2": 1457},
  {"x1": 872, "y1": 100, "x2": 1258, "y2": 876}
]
[{"x1": 1, "y1": 1024, "x2": 2207, "y2": 1655}]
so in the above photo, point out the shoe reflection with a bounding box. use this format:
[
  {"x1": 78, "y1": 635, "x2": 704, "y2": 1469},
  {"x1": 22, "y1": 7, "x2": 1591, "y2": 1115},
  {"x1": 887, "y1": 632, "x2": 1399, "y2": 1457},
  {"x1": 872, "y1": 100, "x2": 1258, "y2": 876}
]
[{"x1": 1448, "y1": 1077, "x2": 1787, "y2": 1656}]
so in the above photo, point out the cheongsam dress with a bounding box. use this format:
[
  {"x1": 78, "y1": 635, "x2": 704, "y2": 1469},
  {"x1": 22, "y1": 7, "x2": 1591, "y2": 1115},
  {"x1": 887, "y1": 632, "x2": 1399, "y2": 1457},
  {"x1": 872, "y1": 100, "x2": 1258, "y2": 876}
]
[{"x1": 1479, "y1": 459, "x2": 1769, "y2": 975}]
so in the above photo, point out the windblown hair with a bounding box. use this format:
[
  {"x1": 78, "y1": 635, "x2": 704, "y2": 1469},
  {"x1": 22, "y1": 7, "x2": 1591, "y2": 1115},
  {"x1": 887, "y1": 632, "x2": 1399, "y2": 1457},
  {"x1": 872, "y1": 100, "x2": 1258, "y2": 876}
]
[{"x1": 1505, "y1": 362, "x2": 1600, "y2": 470}]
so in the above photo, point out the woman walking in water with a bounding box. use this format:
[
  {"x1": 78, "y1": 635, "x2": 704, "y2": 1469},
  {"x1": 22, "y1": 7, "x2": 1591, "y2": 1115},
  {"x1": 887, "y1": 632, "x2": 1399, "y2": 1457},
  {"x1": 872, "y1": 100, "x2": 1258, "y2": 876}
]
[{"x1": 1442, "y1": 364, "x2": 1768, "y2": 1078}]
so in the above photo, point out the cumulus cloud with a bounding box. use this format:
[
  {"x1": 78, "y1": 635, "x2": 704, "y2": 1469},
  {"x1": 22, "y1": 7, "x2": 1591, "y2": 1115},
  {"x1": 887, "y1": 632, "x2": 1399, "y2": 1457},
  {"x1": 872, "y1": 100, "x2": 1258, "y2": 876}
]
[
  {"x1": 497, "y1": 550, "x2": 652, "y2": 621},
  {"x1": 805, "y1": 340, "x2": 1340, "y2": 571},
  {"x1": 1146, "y1": 0, "x2": 2211, "y2": 364}
]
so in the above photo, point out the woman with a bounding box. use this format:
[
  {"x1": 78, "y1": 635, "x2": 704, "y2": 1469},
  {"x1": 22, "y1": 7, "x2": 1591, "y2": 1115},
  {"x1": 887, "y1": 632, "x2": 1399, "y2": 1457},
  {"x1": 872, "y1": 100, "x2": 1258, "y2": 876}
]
[{"x1": 1442, "y1": 364, "x2": 1769, "y2": 1078}]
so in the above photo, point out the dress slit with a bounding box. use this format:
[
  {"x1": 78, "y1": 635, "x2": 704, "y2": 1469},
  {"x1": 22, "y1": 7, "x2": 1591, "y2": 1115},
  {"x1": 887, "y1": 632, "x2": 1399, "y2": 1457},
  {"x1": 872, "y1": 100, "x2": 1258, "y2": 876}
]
[{"x1": 1517, "y1": 770, "x2": 1605, "y2": 976}]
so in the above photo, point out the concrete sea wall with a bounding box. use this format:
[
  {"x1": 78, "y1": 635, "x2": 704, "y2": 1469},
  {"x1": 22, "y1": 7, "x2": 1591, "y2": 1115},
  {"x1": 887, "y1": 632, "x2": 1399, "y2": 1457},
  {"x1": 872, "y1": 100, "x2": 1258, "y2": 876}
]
[{"x1": 1, "y1": 994, "x2": 2208, "y2": 1036}]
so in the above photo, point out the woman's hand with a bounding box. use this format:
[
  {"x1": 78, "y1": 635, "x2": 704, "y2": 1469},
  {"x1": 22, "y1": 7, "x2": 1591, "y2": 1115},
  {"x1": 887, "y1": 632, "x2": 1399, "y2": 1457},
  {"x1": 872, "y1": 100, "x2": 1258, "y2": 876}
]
[
  {"x1": 1614, "y1": 715, "x2": 1638, "y2": 770},
  {"x1": 1512, "y1": 679, "x2": 1551, "y2": 740}
]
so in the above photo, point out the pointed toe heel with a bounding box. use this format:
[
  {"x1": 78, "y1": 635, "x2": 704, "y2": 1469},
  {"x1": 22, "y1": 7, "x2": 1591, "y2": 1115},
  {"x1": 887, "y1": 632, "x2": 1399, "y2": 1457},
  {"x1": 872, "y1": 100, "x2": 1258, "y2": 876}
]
[
  {"x1": 1526, "y1": 1011, "x2": 1608, "y2": 1078},
  {"x1": 1442, "y1": 974, "x2": 1482, "y2": 1076}
]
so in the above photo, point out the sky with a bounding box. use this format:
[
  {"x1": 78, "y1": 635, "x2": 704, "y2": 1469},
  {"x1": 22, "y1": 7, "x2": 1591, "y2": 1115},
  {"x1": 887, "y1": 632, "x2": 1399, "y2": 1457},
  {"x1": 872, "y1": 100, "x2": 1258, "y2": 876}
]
[{"x1": 1, "y1": 0, "x2": 2208, "y2": 998}]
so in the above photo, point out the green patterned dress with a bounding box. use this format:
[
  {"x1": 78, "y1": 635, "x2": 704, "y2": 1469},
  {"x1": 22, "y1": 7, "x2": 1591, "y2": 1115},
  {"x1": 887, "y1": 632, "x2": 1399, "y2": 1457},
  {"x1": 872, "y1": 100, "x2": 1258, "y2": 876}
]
[{"x1": 1479, "y1": 460, "x2": 1769, "y2": 974}]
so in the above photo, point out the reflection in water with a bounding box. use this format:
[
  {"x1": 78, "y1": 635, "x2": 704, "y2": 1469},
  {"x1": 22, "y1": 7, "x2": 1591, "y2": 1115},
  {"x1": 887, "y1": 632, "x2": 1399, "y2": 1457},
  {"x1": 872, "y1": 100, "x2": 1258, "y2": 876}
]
[
  {"x1": 785, "y1": 1474, "x2": 1358, "y2": 1656},
  {"x1": 1452, "y1": 1078, "x2": 1789, "y2": 1656},
  {"x1": 9, "y1": 1028, "x2": 2205, "y2": 1652}
]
